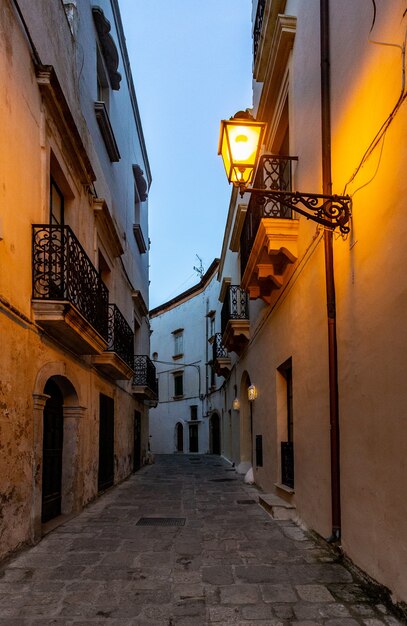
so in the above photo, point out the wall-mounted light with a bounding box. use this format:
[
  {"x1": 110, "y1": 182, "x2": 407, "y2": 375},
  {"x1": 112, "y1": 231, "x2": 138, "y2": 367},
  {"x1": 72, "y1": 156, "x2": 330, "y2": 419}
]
[
  {"x1": 218, "y1": 111, "x2": 351, "y2": 234},
  {"x1": 232, "y1": 398, "x2": 240, "y2": 411},
  {"x1": 248, "y1": 384, "x2": 257, "y2": 402},
  {"x1": 218, "y1": 110, "x2": 266, "y2": 187}
]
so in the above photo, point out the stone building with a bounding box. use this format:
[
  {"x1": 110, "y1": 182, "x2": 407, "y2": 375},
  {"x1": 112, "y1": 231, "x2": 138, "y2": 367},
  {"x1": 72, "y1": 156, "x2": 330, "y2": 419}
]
[
  {"x1": 212, "y1": 0, "x2": 407, "y2": 607},
  {"x1": 0, "y1": 0, "x2": 157, "y2": 558},
  {"x1": 149, "y1": 260, "x2": 224, "y2": 456}
]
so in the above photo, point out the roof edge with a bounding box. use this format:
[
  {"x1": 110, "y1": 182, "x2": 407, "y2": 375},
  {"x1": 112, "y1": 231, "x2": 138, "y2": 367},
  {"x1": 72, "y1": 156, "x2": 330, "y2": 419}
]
[{"x1": 150, "y1": 259, "x2": 220, "y2": 317}]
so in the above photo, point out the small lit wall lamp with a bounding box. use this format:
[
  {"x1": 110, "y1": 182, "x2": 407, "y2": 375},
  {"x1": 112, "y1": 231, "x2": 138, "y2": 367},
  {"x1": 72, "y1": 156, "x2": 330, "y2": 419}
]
[
  {"x1": 218, "y1": 111, "x2": 351, "y2": 235},
  {"x1": 247, "y1": 384, "x2": 258, "y2": 402}
]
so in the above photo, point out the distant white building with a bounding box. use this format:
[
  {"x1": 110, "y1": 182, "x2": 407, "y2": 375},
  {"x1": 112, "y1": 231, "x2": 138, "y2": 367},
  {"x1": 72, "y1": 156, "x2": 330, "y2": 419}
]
[{"x1": 149, "y1": 260, "x2": 225, "y2": 455}]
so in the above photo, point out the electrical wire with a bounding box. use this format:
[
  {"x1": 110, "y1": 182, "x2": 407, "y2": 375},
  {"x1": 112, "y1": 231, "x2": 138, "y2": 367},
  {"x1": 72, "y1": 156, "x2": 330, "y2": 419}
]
[{"x1": 343, "y1": 3, "x2": 407, "y2": 196}]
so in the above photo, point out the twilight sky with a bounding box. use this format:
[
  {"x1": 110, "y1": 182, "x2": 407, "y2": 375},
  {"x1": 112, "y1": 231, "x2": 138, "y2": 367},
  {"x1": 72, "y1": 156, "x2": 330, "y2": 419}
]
[{"x1": 118, "y1": 0, "x2": 253, "y2": 309}]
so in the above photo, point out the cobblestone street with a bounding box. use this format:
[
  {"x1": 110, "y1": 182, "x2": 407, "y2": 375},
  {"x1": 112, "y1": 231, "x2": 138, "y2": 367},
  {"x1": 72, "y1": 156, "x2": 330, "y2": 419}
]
[{"x1": 0, "y1": 455, "x2": 404, "y2": 625}]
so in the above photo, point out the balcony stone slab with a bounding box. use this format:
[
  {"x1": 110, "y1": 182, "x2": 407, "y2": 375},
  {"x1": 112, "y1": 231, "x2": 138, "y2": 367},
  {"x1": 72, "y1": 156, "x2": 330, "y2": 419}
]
[
  {"x1": 91, "y1": 353, "x2": 133, "y2": 380},
  {"x1": 32, "y1": 301, "x2": 107, "y2": 355}
]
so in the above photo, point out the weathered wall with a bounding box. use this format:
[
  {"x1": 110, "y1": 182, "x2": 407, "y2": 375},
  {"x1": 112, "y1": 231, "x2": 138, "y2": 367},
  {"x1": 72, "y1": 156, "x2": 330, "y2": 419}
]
[{"x1": 0, "y1": 0, "x2": 151, "y2": 560}]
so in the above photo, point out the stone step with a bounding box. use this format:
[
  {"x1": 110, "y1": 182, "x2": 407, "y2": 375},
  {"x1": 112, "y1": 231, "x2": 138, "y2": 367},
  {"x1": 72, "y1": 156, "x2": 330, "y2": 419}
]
[{"x1": 258, "y1": 493, "x2": 297, "y2": 521}]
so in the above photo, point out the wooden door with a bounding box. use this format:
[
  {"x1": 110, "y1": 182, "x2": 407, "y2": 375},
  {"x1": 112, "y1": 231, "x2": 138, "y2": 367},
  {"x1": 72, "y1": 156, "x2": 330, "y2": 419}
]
[{"x1": 42, "y1": 380, "x2": 64, "y2": 523}]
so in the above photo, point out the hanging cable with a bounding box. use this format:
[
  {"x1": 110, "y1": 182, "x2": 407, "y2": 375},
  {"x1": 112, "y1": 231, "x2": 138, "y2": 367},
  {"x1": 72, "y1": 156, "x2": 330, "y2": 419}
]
[{"x1": 343, "y1": 2, "x2": 407, "y2": 196}]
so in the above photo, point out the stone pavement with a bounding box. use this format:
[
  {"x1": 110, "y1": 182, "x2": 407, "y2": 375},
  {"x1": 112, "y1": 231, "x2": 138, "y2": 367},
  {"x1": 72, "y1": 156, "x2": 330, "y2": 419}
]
[{"x1": 0, "y1": 454, "x2": 404, "y2": 625}]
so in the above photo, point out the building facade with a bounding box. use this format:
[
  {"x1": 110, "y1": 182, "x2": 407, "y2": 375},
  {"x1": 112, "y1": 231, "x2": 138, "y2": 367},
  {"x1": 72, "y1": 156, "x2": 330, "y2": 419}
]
[
  {"x1": 211, "y1": 0, "x2": 407, "y2": 607},
  {"x1": 0, "y1": 0, "x2": 157, "y2": 558},
  {"x1": 149, "y1": 260, "x2": 226, "y2": 457}
]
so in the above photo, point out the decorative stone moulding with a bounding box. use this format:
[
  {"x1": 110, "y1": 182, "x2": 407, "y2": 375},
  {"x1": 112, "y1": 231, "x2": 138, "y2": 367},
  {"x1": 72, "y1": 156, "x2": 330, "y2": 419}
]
[
  {"x1": 92, "y1": 6, "x2": 122, "y2": 90},
  {"x1": 241, "y1": 218, "x2": 299, "y2": 305},
  {"x1": 133, "y1": 164, "x2": 149, "y2": 201},
  {"x1": 32, "y1": 301, "x2": 108, "y2": 355}
]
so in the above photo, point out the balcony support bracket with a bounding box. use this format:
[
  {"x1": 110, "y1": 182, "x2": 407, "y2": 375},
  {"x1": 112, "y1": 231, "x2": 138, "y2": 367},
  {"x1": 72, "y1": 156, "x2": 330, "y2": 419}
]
[{"x1": 239, "y1": 186, "x2": 351, "y2": 235}]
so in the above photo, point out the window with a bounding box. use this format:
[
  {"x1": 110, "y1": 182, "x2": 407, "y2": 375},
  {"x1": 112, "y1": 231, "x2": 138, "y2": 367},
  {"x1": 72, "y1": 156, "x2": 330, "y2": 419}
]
[
  {"x1": 210, "y1": 315, "x2": 215, "y2": 338},
  {"x1": 210, "y1": 364, "x2": 216, "y2": 389},
  {"x1": 50, "y1": 179, "x2": 64, "y2": 225},
  {"x1": 172, "y1": 329, "x2": 184, "y2": 358},
  {"x1": 98, "y1": 250, "x2": 111, "y2": 287},
  {"x1": 278, "y1": 358, "x2": 294, "y2": 489},
  {"x1": 96, "y1": 45, "x2": 110, "y2": 110},
  {"x1": 173, "y1": 372, "x2": 183, "y2": 397},
  {"x1": 190, "y1": 405, "x2": 198, "y2": 421},
  {"x1": 256, "y1": 435, "x2": 263, "y2": 467}
]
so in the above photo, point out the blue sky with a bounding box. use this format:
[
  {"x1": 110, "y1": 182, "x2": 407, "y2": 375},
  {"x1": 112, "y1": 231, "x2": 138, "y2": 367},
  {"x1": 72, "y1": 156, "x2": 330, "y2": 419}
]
[{"x1": 118, "y1": 1, "x2": 253, "y2": 309}]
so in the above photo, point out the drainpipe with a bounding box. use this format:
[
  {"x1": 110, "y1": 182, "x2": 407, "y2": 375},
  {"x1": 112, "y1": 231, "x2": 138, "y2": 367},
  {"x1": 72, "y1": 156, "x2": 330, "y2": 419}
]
[{"x1": 320, "y1": 0, "x2": 341, "y2": 541}]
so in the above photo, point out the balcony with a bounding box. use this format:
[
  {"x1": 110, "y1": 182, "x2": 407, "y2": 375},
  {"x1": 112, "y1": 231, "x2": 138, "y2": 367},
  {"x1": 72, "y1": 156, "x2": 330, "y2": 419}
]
[
  {"x1": 240, "y1": 155, "x2": 299, "y2": 305},
  {"x1": 212, "y1": 333, "x2": 231, "y2": 378},
  {"x1": 92, "y1": 304, "x2": 134, "y2": 379},
  {"x1": 132, "y1": 355, "x2": 159, "y2": 405},
  {"x1": 32, "y1": 225, "x2": 108, "y2": 354},
  {"x1": 221, "y1": 286, "x2": 250, "y2": 355}
]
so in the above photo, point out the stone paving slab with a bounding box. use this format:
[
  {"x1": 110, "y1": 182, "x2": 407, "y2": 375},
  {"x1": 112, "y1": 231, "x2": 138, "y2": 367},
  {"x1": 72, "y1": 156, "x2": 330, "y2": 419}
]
[{"x1": 0, "y1": 454, "x2": 405, "y2": 625}]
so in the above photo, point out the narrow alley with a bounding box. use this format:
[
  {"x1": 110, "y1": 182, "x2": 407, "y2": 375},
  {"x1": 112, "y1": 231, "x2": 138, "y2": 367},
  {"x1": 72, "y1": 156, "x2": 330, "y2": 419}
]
[{"x1": 0, "y1": 455, "x2": 403, "y2": 625}]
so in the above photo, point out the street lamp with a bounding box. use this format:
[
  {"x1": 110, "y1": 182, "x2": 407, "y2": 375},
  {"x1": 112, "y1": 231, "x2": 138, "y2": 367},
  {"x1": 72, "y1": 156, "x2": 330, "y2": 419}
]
[
  {"x1": 218, "y1": 111, "x2": 351, "y2": 234},
  {"x1": 218, "y1": 110, "x2": 266, "y2": 187}
]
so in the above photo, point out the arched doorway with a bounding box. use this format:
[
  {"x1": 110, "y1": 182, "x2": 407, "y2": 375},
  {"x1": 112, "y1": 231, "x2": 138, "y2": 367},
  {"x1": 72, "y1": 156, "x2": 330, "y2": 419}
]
[
  {"x1": 210, "y1": 413, "x2": 221, "y2": 455},
  {"x1": 33, "y1": 363, "x2": 84, "y2": 538},
  {"x1": 176, "y1": 422, "x2": 184, "y2": 452},
  {"x1": 42, "y1": 379, "x2": 64, "y2": 522}
]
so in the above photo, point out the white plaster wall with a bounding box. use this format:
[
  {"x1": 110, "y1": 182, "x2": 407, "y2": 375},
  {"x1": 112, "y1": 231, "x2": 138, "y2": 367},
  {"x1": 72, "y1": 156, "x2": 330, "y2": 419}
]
[{"x1": 149, "y1": 268, "x2": 225, "y2": 455}]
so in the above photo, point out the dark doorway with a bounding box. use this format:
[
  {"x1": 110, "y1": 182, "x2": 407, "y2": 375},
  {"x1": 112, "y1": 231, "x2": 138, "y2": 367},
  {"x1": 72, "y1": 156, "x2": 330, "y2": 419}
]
[
  {"x1": 189, "y1": 423, "x2": 198, "y2": 453},
  {"x1": 133, "y1": 410, "x2": 141, "y2": 472},
  {"x1": 42, "y1": 379, "x2": 64, "y2": 523},
  {"x1": 176, "y1": 423, "x2": 183, "y2": 452},
  {"x1": 210, "y1": 413, "x2": 221, "y2": 455},
  {"x1": 98, "y1": 394, "x2": 114, "y2": 492}
]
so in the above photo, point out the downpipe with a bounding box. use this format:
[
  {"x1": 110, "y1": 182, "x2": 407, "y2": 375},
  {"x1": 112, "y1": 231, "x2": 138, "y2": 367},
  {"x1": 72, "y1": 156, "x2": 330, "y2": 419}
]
[{"x1": 320, "y1": 0, "x2": 342, "y2": 543}]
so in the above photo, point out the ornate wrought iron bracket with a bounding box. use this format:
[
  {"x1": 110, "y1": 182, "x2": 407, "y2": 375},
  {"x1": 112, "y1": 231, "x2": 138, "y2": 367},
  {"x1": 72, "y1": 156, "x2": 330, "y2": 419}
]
[{"x1": 239, "y1": 186, "x2": 352, "y2": 235}]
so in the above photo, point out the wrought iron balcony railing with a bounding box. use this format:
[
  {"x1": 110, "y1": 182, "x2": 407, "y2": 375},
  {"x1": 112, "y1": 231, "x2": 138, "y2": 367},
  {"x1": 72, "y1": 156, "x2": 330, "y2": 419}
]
[
  {"x1": 133, "y1": 355, "x2": 158, "y2": 397},
  {"x1": 221, "y1": 285, "x2": 250, "y2": 335},
  {"x1": 32, "y1": 224, "x2": 108, "y2": 340},
  {"x1": 281, "y1": 441, "x2": 294, "y2": 489},
  {"x1": 212, "y1": 333, "x2": 228, "y2": 362},
  {"x1": 253, "y1": 0, "x2": 266, "y2": 63},
  {"x1": 107, "y1": 304, "x2": 134, "y2": 370},
  {"x1": 240, "y1": 155, "x2": 297, "y2": 276}
]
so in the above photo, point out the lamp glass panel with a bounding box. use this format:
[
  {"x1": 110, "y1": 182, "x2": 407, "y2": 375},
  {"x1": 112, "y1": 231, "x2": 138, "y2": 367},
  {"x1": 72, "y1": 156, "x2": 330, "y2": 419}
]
[
  {"x1": 220, "y1": 127, "x2": 232, "y2": 180},
  {"x1": 228, "y1": 124, "x2": 261, "y2": 165}
]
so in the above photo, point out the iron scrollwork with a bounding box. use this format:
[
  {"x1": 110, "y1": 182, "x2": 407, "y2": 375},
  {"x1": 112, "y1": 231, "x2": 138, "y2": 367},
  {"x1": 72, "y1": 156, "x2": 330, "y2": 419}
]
[
  {"x1": 133, "y1": 355, "x2": 158, "y2": 398},
  {"x1": 253, "y1": 0, "x2": 266, "y2": 62},
  {"x1": 32, "y1": 224, "x2": 109, "y2": 340},
  {"x1": 221, "y1": 285, "x2": 249, "y2": 335},
  {"x1": 213, "y1": 333, "x2": 228, "y2": 361},
  {"x1": 107, "y1": 304, "x2": 134, "y2": 369},
  {"x1": 250, "y1": 188, "x2": 351, "y2": 234}
]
